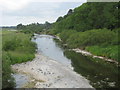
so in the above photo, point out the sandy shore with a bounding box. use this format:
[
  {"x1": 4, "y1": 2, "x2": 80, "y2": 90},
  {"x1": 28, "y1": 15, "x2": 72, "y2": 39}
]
[{"x1": 12, "y1": 53, "x2": 94, "y2": 88}]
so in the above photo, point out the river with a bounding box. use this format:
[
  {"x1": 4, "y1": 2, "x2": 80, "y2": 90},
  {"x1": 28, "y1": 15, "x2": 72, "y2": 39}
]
[
  {"x1": 34, "y1": 34, "x2": 71, "y2": 66},
  {"x1": 13, "y1": 34, "x2": 119, "y2": 88}
]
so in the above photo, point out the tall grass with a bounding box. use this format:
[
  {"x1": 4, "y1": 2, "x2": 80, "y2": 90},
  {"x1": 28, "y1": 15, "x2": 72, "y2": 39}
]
[
  {"x1": 2, "y1": 30, "x2": 36, "y2": 89},
  {"x1": 85, "y1": 45, "x2": 119, "y2": 62}
]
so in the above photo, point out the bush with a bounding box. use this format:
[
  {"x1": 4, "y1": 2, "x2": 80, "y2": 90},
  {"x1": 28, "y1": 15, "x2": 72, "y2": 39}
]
[
  {"x1": 59, "y1": 30, "x2": 77, "y2": 43},
  {"x1": 3, "y1": 40, "x2": 17, "y2": 51},
  {"x1": 2, "y1": 52, "x2": 16, "y2": 89},
  {"x1": 8, "y1": 51, "x2": 35, "y2": 64},
  {"x1": 66, "y1": 29, "x2": 117, "y2": 48}
]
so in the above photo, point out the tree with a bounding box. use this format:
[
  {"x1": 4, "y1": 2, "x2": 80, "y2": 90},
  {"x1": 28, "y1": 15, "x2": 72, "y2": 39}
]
[
  {"x1": 56, "y1": 16, "x2": 63, "y2": 22},
  {"x1": 67, "y1": 9, "x2": 73, "y2": 15},
  {"x1": 17, "y1": 24, "x2": 23, "y2": 29},
  {"x1": 53, "y1": 2, "x2": 119, "y2": 32}
]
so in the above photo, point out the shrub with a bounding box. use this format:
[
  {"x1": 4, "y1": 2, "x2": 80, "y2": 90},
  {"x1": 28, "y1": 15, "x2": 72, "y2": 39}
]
[
  {"x1": 3, "y1": 40, "x2": 16, "y2": 51},
  {"x1": 2, "y1": 52, "x2": 16, "y2": 89},
  {"x1": 66, "y1": 29, "x2": 116, "y2": 48}
]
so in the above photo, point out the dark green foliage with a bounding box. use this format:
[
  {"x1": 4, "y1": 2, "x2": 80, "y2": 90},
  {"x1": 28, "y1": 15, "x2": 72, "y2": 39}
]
[
  {"x1": 3, "y1": 38, "x2": 20, "y2": 51},
  {"x1": 67, "y1": 9, "x2": 73, "y2": 15},
  {"x1": 53, "y1": 2, "x2": 119, "y2": 32},
  {"x1": 17, "y1": 22, "x2": 52, "y2": 33},
  {"x1": 17, "y1": 24, "x2": 23, "y2": 29},
  {"x1": 59, "y1": 29, "x2": 117, "y2": 48},
  {"x1": 59, "y1": 30, "x2": 77, "y2": 43},
  {"x1": 112, "y1": 28, "x2": 120, "y2": 45},
  {"x1": 3, "y1": 40, "x2": 16, "y2": 51},
  {"x1": 56, "y1": 16, "x2": 63, "y2": 22},
  {"x1": 2, "y1": 52, "x2": 16, "y2": 89}
]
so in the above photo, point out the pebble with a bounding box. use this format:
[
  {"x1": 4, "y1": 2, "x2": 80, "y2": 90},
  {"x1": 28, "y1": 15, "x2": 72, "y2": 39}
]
[
  {"x1": 12, "y1": 54, "x2": 93, "y2": 88},
  {"x1": 105, "y1": 78, "x2": 109, "y2": 81},
  {"x1": 31, "y1": 68, "x2": 34, "y2": 70},
  {"x1": 108, "y1": 82, "x2": 115, "y2": 87}
]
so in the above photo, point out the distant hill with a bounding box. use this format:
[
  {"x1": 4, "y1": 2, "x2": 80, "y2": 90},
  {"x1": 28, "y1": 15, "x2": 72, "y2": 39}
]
[{"x1": 1, "y1": 26, "x2": 16, "y2": 29}]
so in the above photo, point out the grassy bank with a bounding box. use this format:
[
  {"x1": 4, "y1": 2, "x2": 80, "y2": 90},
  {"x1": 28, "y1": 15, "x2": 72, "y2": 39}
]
[
  {"x1": 2, "y1": 30, "x2": 36, "y2": 89},
  {"x1": 85, "y1": 45, "x2": 119, "y2": 62},
  {"x1": 49, "y1": 28, "x2": 119, "y2": 62}
]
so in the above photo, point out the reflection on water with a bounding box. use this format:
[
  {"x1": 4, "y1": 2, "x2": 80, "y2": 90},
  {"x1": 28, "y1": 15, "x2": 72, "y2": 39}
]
[
  {"x1": 64, "y1": 50, "x2": 119, "y2": 88},
  {"x1": 33, "y1": 34, "x2": 71, "y2": 66}
]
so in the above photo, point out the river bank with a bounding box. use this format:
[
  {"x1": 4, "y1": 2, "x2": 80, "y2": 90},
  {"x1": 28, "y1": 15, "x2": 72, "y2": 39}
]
[
  {"x1": 54, "y1": 35, "x2": 119, "y2": 66},
  {"x1": 71, "y1": 48, "x2": 119, "y2": 66},
  {"x1": 12, "y1": 53, "x2": 94, "y2": 88}
]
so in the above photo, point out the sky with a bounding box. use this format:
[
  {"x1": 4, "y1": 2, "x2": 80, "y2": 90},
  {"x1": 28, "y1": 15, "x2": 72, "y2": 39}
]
[{"x1": 0, "y1": 0, "x2": 86, "y2": 26}]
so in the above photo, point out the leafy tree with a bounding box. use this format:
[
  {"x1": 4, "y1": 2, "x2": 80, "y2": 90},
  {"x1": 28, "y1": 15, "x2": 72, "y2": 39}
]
[
  {"x1": 53, "y1": 2, "x2": 119, "y2": 32},
  {"x1": 56, "y1": 16, "x2": 63, "y2": 22},
  {"x1": 17, "y1": 21, "x2": 52, "y2": 33},
  {"x1": 17, "y1": 24, "x2": 23, "y2": 29},
  {"x1": 67, "y1": 9, "x2": 73, "y2": 15}
]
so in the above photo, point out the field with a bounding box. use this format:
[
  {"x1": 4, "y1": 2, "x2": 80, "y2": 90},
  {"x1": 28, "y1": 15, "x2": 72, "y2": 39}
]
[{"x1": 2, "y1": 29, "x2": 36, "y2": 89}]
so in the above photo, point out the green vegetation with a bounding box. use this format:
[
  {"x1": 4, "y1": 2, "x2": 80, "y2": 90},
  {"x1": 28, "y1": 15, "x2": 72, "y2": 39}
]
[
  {"x1": 17, "y1": 21, "x2": 52, "y2": 34},
  {"x1": 53, "y1": 2, "x2": 119, "y2": 32},
  {"x1": 2, "y1": 30, "x2": 36, "y2": 89},
  {"x1": 49, "y1": 2, "x2": 119, "y2": 62},
  {"x1": 59, "y1": 29, "x2": 118, "y2": 47},
  {"x1": 13, "y1": 2, "x2": 119, "y2": 88},
  {"x1": 86, "y1": 45, "x2": 119, "y2": 61},
  {"x1": 57, "y1": 29, "x2": 119, "y2": 62},
  {"x1": 2, "y1": 52, "x2": 15, "y2": 88},
  {"x1": 49, "y1": 2, "x2": 120, "y2": 88}
]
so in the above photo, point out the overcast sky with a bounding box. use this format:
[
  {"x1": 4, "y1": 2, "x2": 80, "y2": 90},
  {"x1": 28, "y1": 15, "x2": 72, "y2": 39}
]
[{"x1": 0, "y1": 0, "x2": 86, "y2": 26}]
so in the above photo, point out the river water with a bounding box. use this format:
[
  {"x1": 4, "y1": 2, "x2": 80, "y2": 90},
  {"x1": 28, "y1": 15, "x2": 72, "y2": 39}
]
[
  {"x1": 33, "y1": 34, "x2": 71, "y2": 66},
  {"x1": 13, "y1": 34, "x2": 119, "y2": 88}
]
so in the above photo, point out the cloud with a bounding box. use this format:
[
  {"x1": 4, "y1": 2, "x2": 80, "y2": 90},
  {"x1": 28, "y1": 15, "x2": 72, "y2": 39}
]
[
  {"x1": 0, "y1": 0, "x2": 86, "y2": 11},
  {"x1": 0, "y1": 1, "x2": 86, "y2": 26},
  {"x1": 2, "y1": 15, "x2": 57, "y2": 26},
  {"x1": 0, "y1": 0, "x2": 30, "y2": 10}
]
